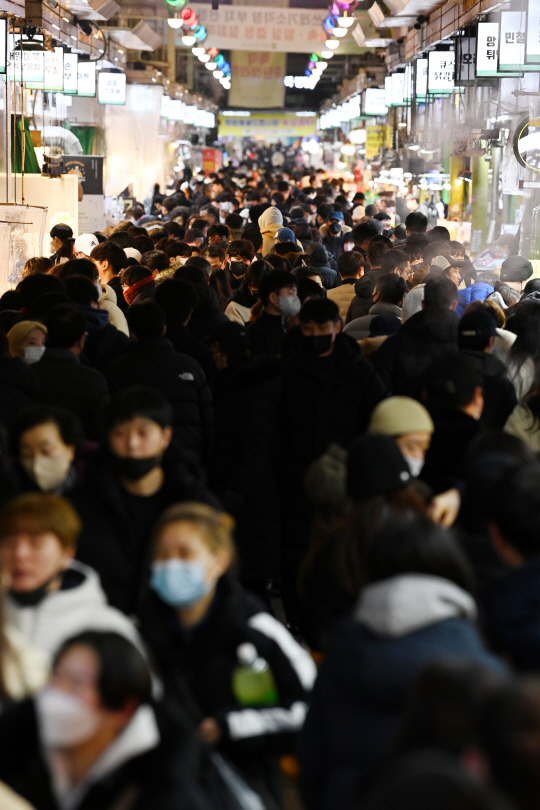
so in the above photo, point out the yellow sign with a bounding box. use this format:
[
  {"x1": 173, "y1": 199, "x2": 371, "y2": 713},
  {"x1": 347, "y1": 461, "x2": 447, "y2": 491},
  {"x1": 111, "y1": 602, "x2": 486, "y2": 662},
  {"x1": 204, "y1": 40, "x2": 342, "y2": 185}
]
[
  {"x1": 219, "y1": 113, "x2": 317, "y2": 140},
  {"x1": 229, "y1": 51, "x2": 286, "y2": 109},
  {"x1": 365, "y1": 126, "x2": 392, "y2": 159}
]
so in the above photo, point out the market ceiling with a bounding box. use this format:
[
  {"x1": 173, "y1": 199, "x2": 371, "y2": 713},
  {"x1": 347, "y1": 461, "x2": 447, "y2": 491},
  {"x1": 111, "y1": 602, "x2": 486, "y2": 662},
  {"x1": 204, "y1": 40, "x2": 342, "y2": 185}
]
[{"x1": 115, "y1": 0, "x2": 387, "y2": 109}]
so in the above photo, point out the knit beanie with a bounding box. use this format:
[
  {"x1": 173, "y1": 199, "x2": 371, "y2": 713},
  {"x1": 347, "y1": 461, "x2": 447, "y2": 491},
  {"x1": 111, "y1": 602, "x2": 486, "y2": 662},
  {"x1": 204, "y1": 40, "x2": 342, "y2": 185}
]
[
  {"x1": 347, "y1": 433, "x2": 411, "y2": 500},
  {"x1": 368, "y1": 397, "x2": 434, "y2": 437}
]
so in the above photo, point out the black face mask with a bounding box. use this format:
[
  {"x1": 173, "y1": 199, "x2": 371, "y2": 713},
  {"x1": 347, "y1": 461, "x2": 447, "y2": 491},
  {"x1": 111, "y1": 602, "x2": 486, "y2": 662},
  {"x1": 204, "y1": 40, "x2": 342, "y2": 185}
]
[
  {"x1": 303, "y1": 333, "x2": 334, "y2": 356},
  {"x1": 111, "y1": 455, "x2": 161, "y2": 481},
  {"x1": 9, "y1": 571, "x2": 62, "y2": 607},
  {"x1": 329, "y1": 222, "x2": 341, "y2": 235},
  {"x1": 230, "y1": 261, "x2": 248, "y2": 278}
]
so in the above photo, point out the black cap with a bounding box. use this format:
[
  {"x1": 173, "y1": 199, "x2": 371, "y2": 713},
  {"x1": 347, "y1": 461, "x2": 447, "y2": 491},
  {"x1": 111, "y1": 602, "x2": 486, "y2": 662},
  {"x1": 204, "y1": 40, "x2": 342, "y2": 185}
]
[
  {"x1": 347, "y1": 434, "x2": 411, "y2": 500},
  {"x1": 458, "y1": 309, "x2": 497, "y2": 338},
  {"x1": 500, "y1": 256, "x2": 533, "y2": 282}
]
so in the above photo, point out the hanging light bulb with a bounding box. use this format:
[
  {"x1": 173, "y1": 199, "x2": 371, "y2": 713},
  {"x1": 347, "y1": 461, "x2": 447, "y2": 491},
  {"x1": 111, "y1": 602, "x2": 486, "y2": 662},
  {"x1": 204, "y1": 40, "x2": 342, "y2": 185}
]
[
  {"x1": 338, "y1": 15, "x2": 355, "y2": 27},
  {"x1": 167, "y1": 17, "x2": 183, "y2": 28},
  {"x1": 333, "y1": 26, "x2": 348, "y2": 37},
  {"x1": 325, "y1": 39, "x2": 339, "y2": 49},
  {"x1": 192, "y1": 46, "x2": 205, "y2": 56},
  {"x1": 214, "y1": 69, "x2": 223, "y2": 78},
  {"x1": 205, "y1": 60, "x2": 216, "y2": 70},
  {"x1": 199, "y1": 53, "x2": 210, "y2": 62},
  {"x1": 321, "y1": 50, "x2": 335, "y2": 58},
  {"x1": 182, "y1": 33, "x2": 196, "y2": 46}
]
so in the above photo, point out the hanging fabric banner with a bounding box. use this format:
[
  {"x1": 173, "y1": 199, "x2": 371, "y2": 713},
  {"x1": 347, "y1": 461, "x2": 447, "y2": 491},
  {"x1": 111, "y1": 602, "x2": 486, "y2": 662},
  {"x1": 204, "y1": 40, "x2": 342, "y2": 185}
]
[{"x1": 229, "y1": 51, "x2": 285, "y2": 109}]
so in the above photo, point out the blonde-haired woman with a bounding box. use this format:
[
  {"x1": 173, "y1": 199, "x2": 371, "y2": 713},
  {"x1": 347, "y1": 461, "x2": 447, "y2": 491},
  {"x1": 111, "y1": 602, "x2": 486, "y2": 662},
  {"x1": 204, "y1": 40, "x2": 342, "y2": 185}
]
[
  {"x1": 139, "y1": 502, "x2": 316, "y2": 805},
  {"x1": 6, "y1": 322, "x2": 47, "y2": 365}
]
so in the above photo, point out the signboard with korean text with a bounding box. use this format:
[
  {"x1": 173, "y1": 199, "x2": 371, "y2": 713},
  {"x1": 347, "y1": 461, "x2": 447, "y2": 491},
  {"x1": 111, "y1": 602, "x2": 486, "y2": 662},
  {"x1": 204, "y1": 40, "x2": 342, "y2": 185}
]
[
  {"x1": 526, "y1": 0, "x2": 540, "y2": 64},
  {"x1": 0, "y1": 18, "x2": 7, "y2": 75},
  {"x1": 229, "y1": 51, "x2": 285, "y2": 108},
  {"x1": 416, "y1": 58, "x2": 428, "y2": 99},
  {"x1": 403, "y1": 64, "x2": 413, "y2": 102},
  {"x1": 500, "y1": 11, "x2": 526, "y2": 71},
  {"x1": 385, "y1": 75, "x2": 392, "y2": 108},
  {"x1": 7, "y1": 34, "x2": 45, "y2": 83},
  {"x1": 363, "y1": 88, "x2": 387, "y2": 117},
  {"x1": 365, "y1": 126, "x2": 392, "y2": 159},
  {"x1": 477, "y1": 22, "x2": 502, "y2": 77},
  {"x1": 98, "y1": 72, "x2": 126, "y2": 105},
  {"x1": 77, "y1": 62, "x2": 96, "y2": 97},
  {"x1": 27, "y1": 47, "x2": 64, "y2": 91},
  {"x1": 218, "y1": 112, "x2": 316, "y2": 140},
  {"x1": 63, "y1": 53, "x2": 78, "y2": 95},
  {"x1": 427, "y1": 50, "x2": 455, "y2": 95},
  {"x1": 455, "y1": 34, "x2": 476, "y2": 84},
  {"x1": 189, "y1": 4, "x2": 327, "y2": 53}
]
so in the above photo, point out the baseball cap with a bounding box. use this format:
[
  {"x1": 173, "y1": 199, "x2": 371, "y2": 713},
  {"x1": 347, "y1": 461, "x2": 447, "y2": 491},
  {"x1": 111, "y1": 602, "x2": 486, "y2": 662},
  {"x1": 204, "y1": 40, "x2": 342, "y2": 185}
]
[
  {"x1": 431, "y1": 254, "x2": 464, "y2": 271},
  {"x1": 458, "y1": 309, "x2": 498, "y2": 338},
  {"x1": 275, "y1": 227, "x2": 295, "y2": 242},
  {"x1": 124, "y1": 247, "x2": 142, "y2": 262},
  {"x1": 328, "y1": 210, "x2": 344, "y2": 222},
  {"x1": 74, "y1": 233, "x2": 99, "y2": 256}
]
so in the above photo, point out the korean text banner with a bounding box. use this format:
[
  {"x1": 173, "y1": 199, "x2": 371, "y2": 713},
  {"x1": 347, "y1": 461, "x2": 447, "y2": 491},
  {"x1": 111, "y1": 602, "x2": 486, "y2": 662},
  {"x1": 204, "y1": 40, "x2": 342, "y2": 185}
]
[
  {"x1": 189, "y1": 4, "x2": 327, "y2": 52},
  {"x1": 229, "y1": 52, "x2": 285, "y2": 109},
  {"x1": 219, "y1": 113, "x2": 317, "y2": 140}
]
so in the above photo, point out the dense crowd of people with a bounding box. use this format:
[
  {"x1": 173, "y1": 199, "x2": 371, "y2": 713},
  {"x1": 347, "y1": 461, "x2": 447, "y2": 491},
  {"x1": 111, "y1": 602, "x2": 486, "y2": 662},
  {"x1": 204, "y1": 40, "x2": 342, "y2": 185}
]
[{"x1": 0, "y1": 164, "x2": 539, "y2": 809}]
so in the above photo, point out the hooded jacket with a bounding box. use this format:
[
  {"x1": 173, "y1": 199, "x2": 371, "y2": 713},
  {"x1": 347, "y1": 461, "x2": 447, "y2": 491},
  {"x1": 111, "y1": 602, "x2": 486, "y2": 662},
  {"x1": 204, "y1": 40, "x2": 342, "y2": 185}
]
[
  {"x1": 5, "y1": 561, "x2": 140, "y2": 658},
  {"x1": 298, "y1": 574, "x2": 505, "y2": 810},
  {"x1": 371, "y1": 307, "x2": 459, "y2": 397},
  {"x1": 99, "y1": 283, "x2": 129, "y2": 335},
  {"x1": 345, "y1": 274, "x2": 377, "y2": 322},
  {"x1": 258, "y1": 207, "x2": 283, "y2": 256}
]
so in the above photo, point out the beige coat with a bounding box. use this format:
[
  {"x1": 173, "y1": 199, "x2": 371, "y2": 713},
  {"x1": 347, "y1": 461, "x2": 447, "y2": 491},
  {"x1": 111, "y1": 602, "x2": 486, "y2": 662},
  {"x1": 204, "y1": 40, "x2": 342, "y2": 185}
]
[
  {"x1": 99, "y1": 284, "x2": 129, "y2": 336},
  {"x1": 0, "y1": 783, "x2": 35, "y2": 810},
  {"x1": 327, "y1": 282, "x2": 357, "y2": 320},
  {"x1": 504, "y1": 403, "x2": 540, "y2": 451}
]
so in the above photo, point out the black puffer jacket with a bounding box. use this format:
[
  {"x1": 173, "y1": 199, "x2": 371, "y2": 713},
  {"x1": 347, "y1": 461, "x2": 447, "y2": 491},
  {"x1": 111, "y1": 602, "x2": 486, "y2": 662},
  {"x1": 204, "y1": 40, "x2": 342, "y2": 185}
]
[
  {"x1": 461, "y1": 349, "x2": 517, "y2": 429},
  {"x1": 106, "y1": 337, "x2": 213, "y2": 469},
  {"x1": 70, "y1": 451, "x2": 219, "y2": 614},
  {"x1": 345, "y1": 274, "x2": 377, "y2": 322},
  {"x1": 210, "y1": 357, "x2": 281, "y2": 581},
  {"x1": 33, "y1": 348, "x2": 109, "y2": 441},
  {"x1": 0, "y1": 354, "x2": 39, "y2": 428},
  {"x1": 371, "y1": 307, "x2": 459, "y2": 396}
]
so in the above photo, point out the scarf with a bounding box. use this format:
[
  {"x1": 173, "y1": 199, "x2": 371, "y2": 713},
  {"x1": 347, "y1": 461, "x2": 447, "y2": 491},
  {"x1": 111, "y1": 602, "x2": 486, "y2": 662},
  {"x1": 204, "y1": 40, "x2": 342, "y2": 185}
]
[{"x1": 124, "y1": 275, "x2": 155, "y2": 306}]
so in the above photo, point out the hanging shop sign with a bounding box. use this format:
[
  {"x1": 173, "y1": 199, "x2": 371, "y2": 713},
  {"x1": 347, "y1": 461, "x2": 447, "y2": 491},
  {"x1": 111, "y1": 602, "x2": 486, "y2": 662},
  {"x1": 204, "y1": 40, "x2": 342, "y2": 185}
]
[
  {"x1": 363, "y1": 87, "x2": 387, "y2": 116},
  {"x1": 476, "y1": 22, "x2": 523, "y2": 78},
  {"x1": 526, "y1": 0, "x2": 540, "y2": 64},
  {"x1": 415, "y1": 58, "x2": 428, "y2": 99},
  {"x1": 513, "y1": 117, "x2": 540, "y2": 173},
  {"x1": 0, "y1": 19, "x2": 7, "y2": 75},
  {"x1": 476, "y1": 22, "x2": 500, "y2": 77},
  {"x1": 391, "y1": 71, "x2": 406, "y2": 106},
  {"x1": 403, "y1": 64, "x2": 413, "y2": 102},
  {"x1": 218, "y1": 112, "x2": 317, "y2": 139},
  {"x1": 77, "y1": 61, "x2": 96, "y2": 97},
  {"x1": 384, "y1": 75, "x2": 392, "y2": 108},
  {"x1": 7, "y1": 34, "x2": 45, "y2": 83},
  {"x1": 189, "y1": 4, "x2": 327, "y2": 53},
  {"x1": 98, "y1": 71, "x2": 126, "y2": 105},
  {"x1": 27, "y1": 47, "x2": 64, "y2": 91},
  {"x1": 63, "y1": 53, "x2": 78, "y2": 95},
  {"x1": 229, "y1": 51, "x2": 285, "y2": 109},
  {"x1": 365, "y1": 125, "x2": 392, "y2": 159},
  {"x1": 427, "y1": 50, "x2": 455, "y2": 94},
  {"x1": 500, "y1": 11, "x2": 525, "y2": 71},
  {"x1": 455, "y1": 34, "x2": 476, "y2": 84}
]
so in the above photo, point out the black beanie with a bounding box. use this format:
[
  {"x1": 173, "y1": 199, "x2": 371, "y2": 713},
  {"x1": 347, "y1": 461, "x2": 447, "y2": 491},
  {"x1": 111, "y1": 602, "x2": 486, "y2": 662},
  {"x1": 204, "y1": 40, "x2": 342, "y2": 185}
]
[{"x1": 347, "y1": 433, "x2": 411, "y2": 500}]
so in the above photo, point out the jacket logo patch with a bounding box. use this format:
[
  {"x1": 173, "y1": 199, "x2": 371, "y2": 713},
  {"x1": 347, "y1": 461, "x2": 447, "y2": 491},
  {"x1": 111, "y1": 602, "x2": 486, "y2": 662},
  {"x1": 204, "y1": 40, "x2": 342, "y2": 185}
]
[{"x1": 178, "y1": 372, "x2": 195, "y2": 381}]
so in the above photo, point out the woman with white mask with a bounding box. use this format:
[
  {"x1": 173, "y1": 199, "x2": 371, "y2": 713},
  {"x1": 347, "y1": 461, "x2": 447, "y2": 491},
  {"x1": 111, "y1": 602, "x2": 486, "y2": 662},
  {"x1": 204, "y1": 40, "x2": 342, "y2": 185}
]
[
  {"x1": 0, "y1": 630, "x2": 209, "y2": 810},
  {"x1": 7, "y1": 321, "x2": 47, "y2": 365},
  {"x1": 13, "y1": 406, "x2": 85, "y2": 495}
]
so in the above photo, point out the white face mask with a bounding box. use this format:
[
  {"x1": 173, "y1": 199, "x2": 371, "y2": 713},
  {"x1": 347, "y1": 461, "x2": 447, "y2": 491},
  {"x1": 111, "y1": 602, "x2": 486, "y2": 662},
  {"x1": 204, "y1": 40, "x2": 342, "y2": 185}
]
[
  {"x1": 36, "y1": 686, "x2": 100, "y2": 749},
  {"x1": 21, "y1": 455, "x2": 71, "y2": 492},
  {"x1": 24, "y1": 346, "x2": 45, "y2": 364},
  {"x1": 406, "y1": 456, "x2": 424, "y2": 478},
  {"x1": 278, "y1": 294, "x2": 301, "y2": 318}
]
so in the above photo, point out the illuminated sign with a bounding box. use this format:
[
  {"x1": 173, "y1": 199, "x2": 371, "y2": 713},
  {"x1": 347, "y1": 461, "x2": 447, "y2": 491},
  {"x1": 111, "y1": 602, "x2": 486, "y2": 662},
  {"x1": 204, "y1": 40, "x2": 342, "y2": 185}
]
[{"x1": 98, "y1": 71, "x2": 126, "y2": 105}]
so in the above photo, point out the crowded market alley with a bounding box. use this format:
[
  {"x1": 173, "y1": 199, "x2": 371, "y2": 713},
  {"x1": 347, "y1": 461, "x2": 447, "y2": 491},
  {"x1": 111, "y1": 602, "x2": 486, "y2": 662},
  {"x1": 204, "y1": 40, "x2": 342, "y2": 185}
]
[{"x1": 0, "y1": 0, "x2": 539, "y2": 807}]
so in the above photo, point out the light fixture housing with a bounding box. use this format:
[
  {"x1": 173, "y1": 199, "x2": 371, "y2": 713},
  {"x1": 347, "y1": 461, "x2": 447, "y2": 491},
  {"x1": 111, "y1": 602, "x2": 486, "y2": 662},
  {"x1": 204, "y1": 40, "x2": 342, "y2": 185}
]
[
  {"x1": 205, "y1": 60, "x2": 216, "y2": 70},
  {"x1": 182, "y1": 34, "x2": 196, "y2": 46},
  {"x1": 167, "y1": 17, "x2": 183, "y2": 28},
  {"x1": 338, "y1": 15, "x2": 355, "y2": 27},
  {"x1": 325, "y1": 39, "x2": 340, "y2": 49},
  {"x1": 333, "y1": 26, "x2": 348, "y2": 37},
  {"x1": 321, "y1": 49, "x2": 335, "y2": 58}
]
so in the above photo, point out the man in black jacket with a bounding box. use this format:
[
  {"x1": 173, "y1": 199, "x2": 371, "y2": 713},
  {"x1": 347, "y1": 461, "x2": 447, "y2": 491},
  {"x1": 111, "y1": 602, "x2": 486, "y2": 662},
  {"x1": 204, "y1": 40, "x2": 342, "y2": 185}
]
[
  {"x1": 71, "y1": 387, "x2": 217, "y2": 614},
  {"x1": 248, "y1": 270, "x2": 300, "y2": 358},
  {"x1": 107, "y1": 300, "x2": 212, "y2": 470},
  {"x1": 278, "y1": 298, "x2": 386, "y2": 623},
  {"x1": 34, "y1": 304, "x2": 109, "y2": 442},
  {"x1": 371, "y1": 276, "x2": 459, "y2": 397}
]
